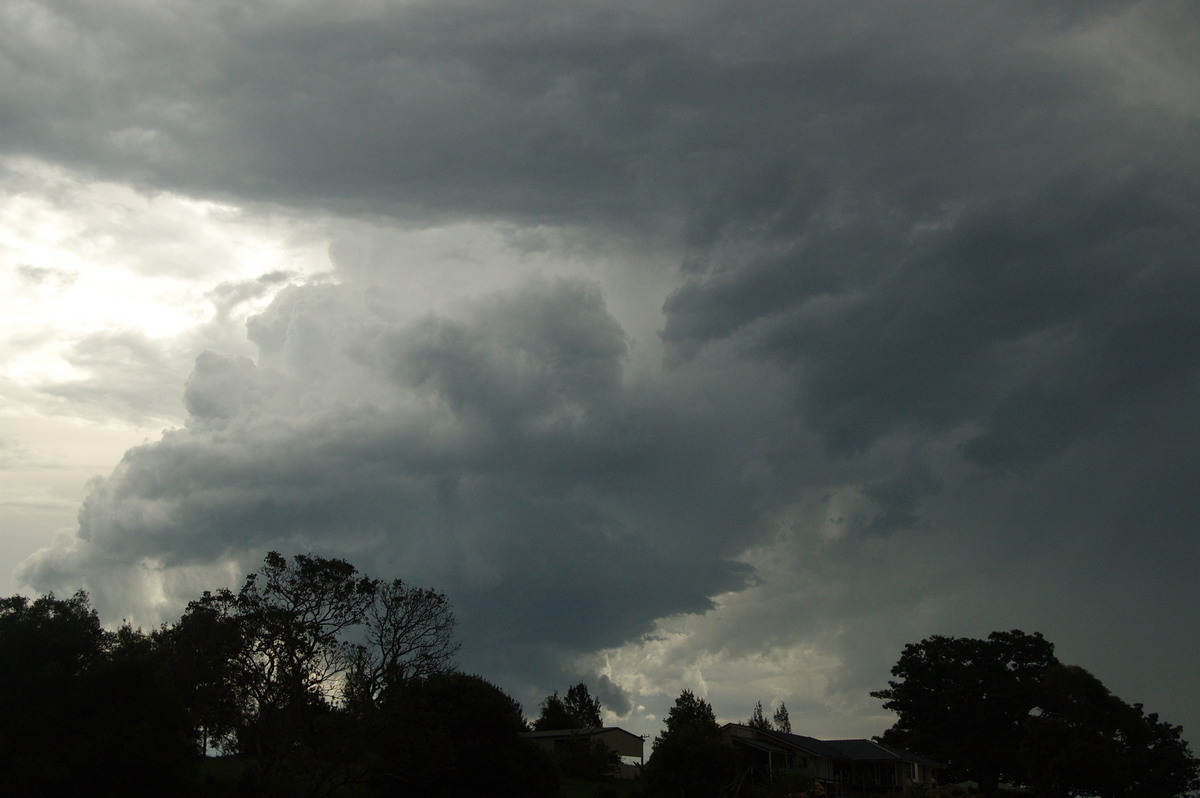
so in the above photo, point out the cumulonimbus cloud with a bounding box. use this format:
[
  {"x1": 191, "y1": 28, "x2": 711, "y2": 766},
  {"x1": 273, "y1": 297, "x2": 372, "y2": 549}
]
[
  {"x1": 9, "y1": 0, "x2": 1200, "y2": 735},
  {"x1": 18, "y1": 277, "x2": 772, "y2": 679}
]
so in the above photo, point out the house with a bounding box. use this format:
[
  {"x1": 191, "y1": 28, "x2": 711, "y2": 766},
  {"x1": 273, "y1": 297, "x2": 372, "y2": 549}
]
[
  {"x1": 722, "y1": 723, "x2": 943, "y2": 797},
  {"x1": 521, "y1": 727, "x2": 645, "y2": 779}
]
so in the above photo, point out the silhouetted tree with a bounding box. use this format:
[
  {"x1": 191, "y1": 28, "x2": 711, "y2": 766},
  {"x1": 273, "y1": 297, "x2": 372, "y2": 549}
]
[
  {"x1": 0, "y1": 557, "x2": 467, "y2": 797},
  {"x1": 169, "y1": 552, "x2": 457, "y2": 793},
  {"x1": 748, "y1": 700, "x2": 791, "y2": 733},
  {"x1": 874, "y1": 630, "x2": 1199, "y2": 798},
  {"x1": 534, "y1": 691, "x2": 575, "y2": 731},
  {"x1": 772, "y1": 702, "x2": 791, "y2": 733},
  {"x1": 1020, "y1": 664, "x2": 1199, "y2": 798},
  {"x1": 0, "y1": 592, "x2": 196, "y2": 796},
  {"x1": 748, "y1": 700, "x2": 771, "y2": 730},
  {"x1": 82, "y1": 624, "x2": 198, "y2": 794},
  {"x1": 162, "y1": 591, "x2": 247, "y2": 752},
  {"x1": 240, "y1": 551, "x2": 376, "y2": 714},
  {"x1": 873, "y1": 630, "x2": 1057, "y2": 796},
  {"x1": 532, "y1": 682, "x2": 618, "y2": 781},
  {"x1": 564, "y1": 682, "x2": 604, "y2": 728},
  {"x1": 534, "y1": 682, "x2": 603, "y2": 730},
  {"x1": 345, "y1": 578, "x2": 459, "y2": 710},
  {"x1": 370, "y1": 672, "x2": 557, "y2": 798},
  {"x1": 0, "y1": 591, "x2": 109, "y2": 796},
  {"x1": 643, "y1": 689, "x2": 737, "y2": 798},
  {"x1": 1130, "y1": 710, "x2": 1200, "y2": 798}
]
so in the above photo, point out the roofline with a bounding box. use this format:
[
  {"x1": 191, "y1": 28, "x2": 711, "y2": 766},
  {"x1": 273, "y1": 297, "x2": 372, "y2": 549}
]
[
  {"x1": 721, "y1": 723, "x2": 944, "y2": 767},
  {"x1": 521, "y1": 726, "x2": 645, "y2": 741},
  {"x1": 721, "y1": 723, "x2": 845, "y2": 757}
]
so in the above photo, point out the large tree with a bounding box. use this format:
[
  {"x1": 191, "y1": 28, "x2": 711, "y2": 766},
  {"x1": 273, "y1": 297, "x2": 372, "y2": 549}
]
[
  {"x1": 170, "y1": 552, "x2": 458, "y2": 787},
  {"x1": 345, "y1": 578, "x2": 460, "y2": 711},
  {"x1": 0, "y1": 592, "x2": 196, "y2": 796},
  {"x1": 534, "y1": 682, "x2": 604, "y2": 731},
  {"x1": 161, "y1": 589, "x2": 248, "y2": 752},
  {"x1": 370, "y1": 671, "x2": 558, "y2": 798},
  {"x1": 532, "y1": 682, "x2": 618, "y2": 780},
  {"x1": 874, "y1": 631, "x2": 1199, "y2": 798},
  {"x1": 1020, "y1": 665, "x2": 1200, "y2": 798},
  {"x1": 872, "y1": 630, "x2": 1059, "y2": 796},
  {"x1": 643, "y1": 689, "x2": 737, "y2": 798}
]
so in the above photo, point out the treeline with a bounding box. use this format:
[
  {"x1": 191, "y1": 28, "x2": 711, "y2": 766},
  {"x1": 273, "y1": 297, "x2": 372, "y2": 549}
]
[
  {"x1": 0, "y1": 552, "x2": 559, "y2": 797},
  {"x1": 633, "y1": 631, "x2": 1200, "y2": 798},
  {"x1": 3, "y1": 555, "x2": 1199, "y2": 798}
]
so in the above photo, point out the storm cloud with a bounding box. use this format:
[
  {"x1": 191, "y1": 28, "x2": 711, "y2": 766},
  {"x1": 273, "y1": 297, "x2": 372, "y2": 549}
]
[
  {"x1": 20, "y1": 277, "x2": 772, "y2": 675},
  {"x1": 6, "y1": 0, "x2": 1200, "y2": 735}
]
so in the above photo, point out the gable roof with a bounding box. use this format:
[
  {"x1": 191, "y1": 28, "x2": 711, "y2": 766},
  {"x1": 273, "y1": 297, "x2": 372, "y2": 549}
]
[
  {"x1": 862, "y1": 742, "x2": 944, "y2": 768},
  {"x1": 761, "y1": 730, "x2": 848, "y2": 760},
  {"x1": 826, "y1": 739, "x2": 907, "y2": 761},
  {"x1": 522, "y1": 727, "x2": 644, "y2": 743},
  {"x1": 731, "y1": 735, "x2": 793, "y2": 756},
  {"x1": 722, "y1": 724, "x2": 943, "y2": 768}
]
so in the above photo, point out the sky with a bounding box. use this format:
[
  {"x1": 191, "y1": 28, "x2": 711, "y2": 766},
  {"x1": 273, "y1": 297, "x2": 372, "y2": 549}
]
[{"x1": 2, "y1": 0, "x2": 1199, "y2": 744}]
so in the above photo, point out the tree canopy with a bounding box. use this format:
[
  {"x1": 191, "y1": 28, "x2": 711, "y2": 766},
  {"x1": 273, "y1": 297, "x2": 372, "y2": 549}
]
[
  {"x1": 371, "y1": 671, "x2": 557, "y2": 798},
  {"x1": 531, "y1": 682, "x2": 618, "y2": 781},
  {"x1": 873, "y1": 630, "x2": 1056, "y2": 794},
  {"x1": 0, "y1": 552, "x2": 462, "y2": 796},
  {"x1": 772, "y1": 702, "x2": 791, "y2": 733},
  {"x1": 0, "y1": 592, "x2": 195, "y2": 796},
  {"x1": 167, "y1": 551, "x2": 460, "y2": 792},
  {"x1": 11, "y1": 577, "x2": 1196, "y2": 798},
  {"x1": 1021, "y1": 664, "x2": 1200, "y2": 798},
  {"x1": 643, "y1": 689, "x2": 737, "y2": 798},
  {"x1": 173, "y1": 552, "x2": 457, "y2": 750},
  {"x1": 748, "y1": 700, "x2": 770, "y2": 730},
  {"x1": 874, "y1": 630, "x2": 1200, "y2": 798},
  {"x1": 748, "y1": 699, "x2": 791, "y2": 734},
  {"x1": 534, "y1": 682, "x2": 604, "y2": 731}
]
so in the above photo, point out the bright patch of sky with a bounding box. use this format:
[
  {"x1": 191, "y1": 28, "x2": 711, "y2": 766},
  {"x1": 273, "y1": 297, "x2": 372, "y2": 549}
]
[
  {"x1": 0, "y1": 157, "x2": 333, "y2": 593},
  {"x1": 0, "y1": 158, "x2": 329, "y2": 399}
]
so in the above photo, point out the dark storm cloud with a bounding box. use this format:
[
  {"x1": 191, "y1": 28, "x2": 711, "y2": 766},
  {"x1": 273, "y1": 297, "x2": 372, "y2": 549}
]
[
  {"x1": 3, "y1": 1, "x2": 1149, "y2": 226},
  {"x1": 667, "y1": 171, "x2": 1200, "y2": 462},
  {"x1": 21, "y1": 279, "x2": 765, "y2": 675},
  {"x1": 5, "y1": 0, "x2": 685, "y2": 222},
  {"x1": 11, "y1": 0, "x2": 1200, "y2": 734}
]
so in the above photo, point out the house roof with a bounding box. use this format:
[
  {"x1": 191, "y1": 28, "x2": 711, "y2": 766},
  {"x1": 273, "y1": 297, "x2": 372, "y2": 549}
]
[
  {"x1": 723, "y1": 725, "x2": 845, "y2": 759},
  {"x1": 721, "y1": 724, "x2": 943, "y2": 768},
  {"x1": 730, "y1": 735, "x2": 793, "y2": 755},
  {"x1": 871, "y1": 743, "x2": 944, "y2": 768},
  {"x1": 826, "y1": 739, "x2": 907, "y2": 761},
  {"x1": 521, "y1": 727, "x2": 644, "y2": 743},
  {"x1": 765, "y1": 731, "x2": 848, "y2": 760}
]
